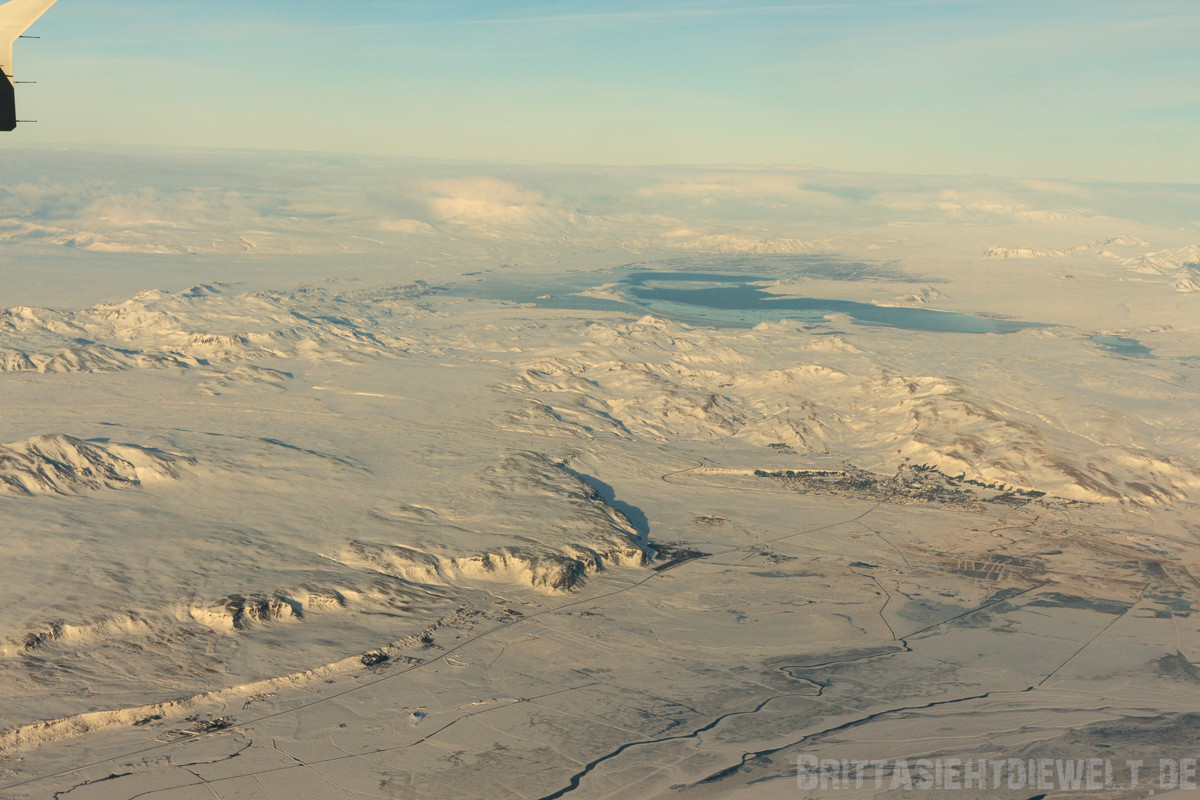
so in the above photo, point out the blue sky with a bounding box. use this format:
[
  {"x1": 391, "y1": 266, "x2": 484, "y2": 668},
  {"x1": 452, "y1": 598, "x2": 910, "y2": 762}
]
[{"x1": 5, "y1": 0, "x2": 1198, "y2": 181}]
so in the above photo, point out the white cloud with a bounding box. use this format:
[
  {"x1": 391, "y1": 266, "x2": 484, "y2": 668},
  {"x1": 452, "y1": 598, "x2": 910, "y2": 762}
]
[
  {"x1": 660, "y1": 227, "x2": 830, "y2": 255},
  {"x1": 635, "y1": 173, "x2": 849, "y2": 207},
  {"x1": 875, "y1": 188, "x2": 1024, "y2": 216},
  {"x1": 377, "y1": 219, "x2": 437, "y2": 235},
  {"x1": 422, "y1": 178, "x2": 574, "y2": 228}
]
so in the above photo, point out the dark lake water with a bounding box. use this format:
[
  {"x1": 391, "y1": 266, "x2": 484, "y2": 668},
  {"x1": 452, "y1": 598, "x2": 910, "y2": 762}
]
[
  {"x1": 1090, "y1": 335, "x2": 1153, "y2": 358},
  {"x1": 619, "y1": 272, "x2": 1043, "y2": 334},
  {"x1": 453, "y1": 268, "x2": 1047, "y2": 335}
]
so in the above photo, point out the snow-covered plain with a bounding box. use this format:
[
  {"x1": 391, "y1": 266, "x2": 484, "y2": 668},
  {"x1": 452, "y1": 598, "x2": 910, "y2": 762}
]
[{"x1": 1, "y1": 149, "x2": 1200, "y2": 798}]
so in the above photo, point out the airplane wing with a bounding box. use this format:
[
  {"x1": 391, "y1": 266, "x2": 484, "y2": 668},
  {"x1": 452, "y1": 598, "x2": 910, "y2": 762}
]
[
  {"x1": 1, "y1": 65, "x2": 12, "y2": 131},
  {"x1": 1, "y1": 0, "x2": 59, "y2": 131}
]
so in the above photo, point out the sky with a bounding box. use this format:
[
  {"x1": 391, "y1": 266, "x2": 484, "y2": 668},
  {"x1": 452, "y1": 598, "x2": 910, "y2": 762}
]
[{"x1": 3, "y1": 0, "x2": 1198, "y2": 182}]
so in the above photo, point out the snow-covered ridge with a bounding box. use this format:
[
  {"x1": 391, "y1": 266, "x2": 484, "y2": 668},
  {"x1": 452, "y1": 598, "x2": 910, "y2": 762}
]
[
  {"x1": 0, "y1": 434, "x2": 189, "y2": 495},
  {"x1": 509, "y1": 316, "x2": 1200, "y2": 504},
  {"x1": 0, "y1": 604, "x2": 475, "y2": 757},
  {"x1": 872, "y1": 286, "x2": 948, "y2": 307},
  {"x1": 983, "y1": 235, "x2": 1152, "y2": 260},
  {"x1": 342, "y1": 452, "x2": 652, "y2": 595},
  {"x1": 1121, "y1": 246, "x2": 1200, "y2": 292},
  {"x1": 0, "y1": 281, "x2": 434, "y2": 374},
  {"x1": 983, "y1": 238, "x2": 1200, "y2": 294}
]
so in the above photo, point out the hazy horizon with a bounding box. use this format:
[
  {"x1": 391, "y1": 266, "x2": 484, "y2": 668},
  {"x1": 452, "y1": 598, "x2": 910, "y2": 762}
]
[{"x1": 1, "y1": 0, "x2": 1197, "y2": 183}]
